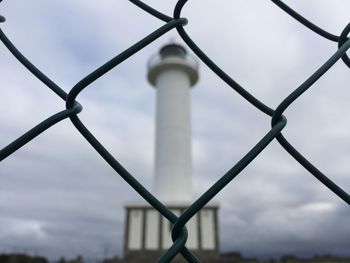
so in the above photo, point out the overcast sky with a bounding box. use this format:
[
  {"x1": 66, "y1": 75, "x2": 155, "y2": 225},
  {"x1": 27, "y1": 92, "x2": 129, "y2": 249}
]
[{"x1": 0, "y1": 0, "x2": 350, "y2": 261}]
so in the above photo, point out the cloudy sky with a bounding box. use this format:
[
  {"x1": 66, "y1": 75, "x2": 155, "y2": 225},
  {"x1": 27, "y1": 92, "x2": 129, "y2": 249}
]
[{"x1": 1, "y1": 0, "x2": 350, "y2": 261}]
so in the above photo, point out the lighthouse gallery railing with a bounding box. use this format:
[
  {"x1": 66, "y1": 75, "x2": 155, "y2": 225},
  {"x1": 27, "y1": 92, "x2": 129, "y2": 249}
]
[{"x1": 0, "y1": 0, "x2": 349, "y2": 262}]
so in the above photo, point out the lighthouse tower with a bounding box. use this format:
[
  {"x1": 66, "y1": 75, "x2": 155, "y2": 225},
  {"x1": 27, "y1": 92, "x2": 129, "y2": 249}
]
[
  {"x1": 148, "y1": 43, "x2": 197, "y2": 202},
  {"x1": 123, "y1": 44, "x2": 219, "y2": 262}
]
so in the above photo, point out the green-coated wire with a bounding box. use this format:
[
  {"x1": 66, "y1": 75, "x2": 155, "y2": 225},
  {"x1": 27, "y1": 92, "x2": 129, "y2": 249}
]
[{"x1": 1, "y1": 0, "x2": 349, "y2": 262}]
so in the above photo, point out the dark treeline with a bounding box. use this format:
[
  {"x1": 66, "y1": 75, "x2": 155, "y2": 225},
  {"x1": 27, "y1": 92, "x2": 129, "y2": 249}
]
[
  {"x1": 0, "y1": 253, "x2": 48, "y2": 263},
  {"x1": 0, "y1": 254, "x2": 122, "y2": 263},
  {"x1": 0, "y1": 254, "x2": 86, "y2": 263},
  {"x1": 1, "y1": 253, "x2": 350, "y2": 263}
]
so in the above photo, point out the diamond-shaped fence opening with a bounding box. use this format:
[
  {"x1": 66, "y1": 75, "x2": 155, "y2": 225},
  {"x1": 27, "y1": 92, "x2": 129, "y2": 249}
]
[{"x1": 0, "y1": 1, "x2": 349, "y2": 262}]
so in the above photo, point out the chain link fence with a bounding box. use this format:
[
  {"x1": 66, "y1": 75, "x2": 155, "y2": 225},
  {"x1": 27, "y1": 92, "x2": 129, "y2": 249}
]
[{"x1": 1, "y1": 0, "x2": 349, "y2": 262}]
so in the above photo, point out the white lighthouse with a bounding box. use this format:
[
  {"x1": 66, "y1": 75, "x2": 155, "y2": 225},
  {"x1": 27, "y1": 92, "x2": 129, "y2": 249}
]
[
  {"x1": 123, "y1": 44, "x2": 219, "y2": 262},
  {"x1": 148, "y1": 43, "x2": 198, "y2": 202}
]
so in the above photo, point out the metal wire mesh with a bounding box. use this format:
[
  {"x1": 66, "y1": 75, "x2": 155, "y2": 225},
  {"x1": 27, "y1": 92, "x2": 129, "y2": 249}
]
[{"x1": 0, "y1": 0, "x2": 349, "y2": 262}]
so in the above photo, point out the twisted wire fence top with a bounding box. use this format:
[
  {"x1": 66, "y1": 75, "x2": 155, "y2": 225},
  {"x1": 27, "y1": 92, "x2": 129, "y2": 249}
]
[{"x1": 0, "y1": 1, "x2": 349, "y2": 262}]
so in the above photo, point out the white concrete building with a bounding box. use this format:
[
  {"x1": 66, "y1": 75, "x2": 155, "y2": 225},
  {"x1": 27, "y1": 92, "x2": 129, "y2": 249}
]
[{"x1": 123, "y1": 44, "x2": 220, "y2": 262}]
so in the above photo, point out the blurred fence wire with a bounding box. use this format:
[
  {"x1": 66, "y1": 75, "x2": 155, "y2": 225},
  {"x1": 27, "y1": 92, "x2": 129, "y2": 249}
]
[{"x1": 0, "y1": 0, "x2": 349, "y2": 262}]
